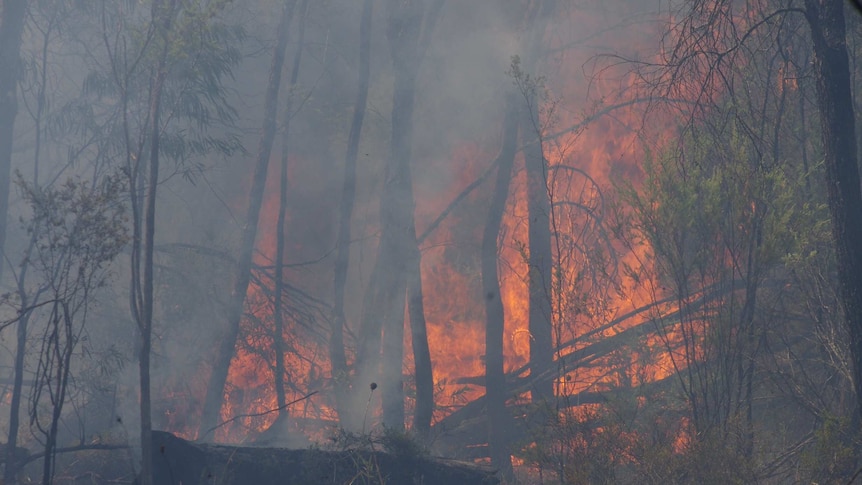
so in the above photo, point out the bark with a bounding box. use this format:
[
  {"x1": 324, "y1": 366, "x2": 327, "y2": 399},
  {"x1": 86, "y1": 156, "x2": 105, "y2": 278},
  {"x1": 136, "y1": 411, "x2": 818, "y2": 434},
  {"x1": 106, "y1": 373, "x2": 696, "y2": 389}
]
[
  {"x1": 482, "y1": 93, "x2": 519, "y2": 478},
  {"x1": 522, "y1": 108, "x2": 554, "y2": 403},
  {"x1": 379, "y1": 0, "x2": 423, "y2": 431},
  {"x1": 407, "y1": 233, "x2": 433, "y2": 439},
  {"x1": 2, "y1": 1, "x2": 33, "y2": 473},
  {"x1": 3, "y1": 11, "x2": 52, "y2": 475},
  {"x1": 199, "y1": 0, "x2": 297, "y2": 439},
  {"x1": 403, "y1": 0, "x2": 445, "y2": 437},
  {"x1": 804, "y1": 0, "x2": 862, "y2": 420},
  {"x1": 331, "y1": 0, "x2": 373, "y2": 429},
  {"x1": 354, "y1": 0, "x2": 425, "y2": 431},
  {"x1": 0, "y1": 0, "x2": 27, "y2": 282},
  {"x1": 405, "y1": 3, "x2": 447, "y2": 436},
  {"x1": 138, "y1": 4, "x2": 173, "y2": 480},
  {"x1": 521, "y1": 0, "x2": 556, "y2": 403},
  {"x1": 3, "y1": 299, "x2": 32, "y2": 483},
  {"x1": 273, "y1": 0, "x2": 308, "y2": 418},
  {"x1": 354, "y1": 239, "x2": 400, "y2": 429}
]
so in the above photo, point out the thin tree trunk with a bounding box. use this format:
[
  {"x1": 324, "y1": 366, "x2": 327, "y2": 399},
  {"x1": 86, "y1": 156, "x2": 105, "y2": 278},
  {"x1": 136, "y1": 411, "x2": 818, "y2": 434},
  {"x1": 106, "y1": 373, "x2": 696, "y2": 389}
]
[
  {"x1": 40, "y1": 303, "x2": 74, "y2": 485},
  {"x1": 273, "y1": 0, "x2": 308, "y2": 418},
  {"x1": 331, "y1": 0, "x2": 373, "y2": 429},
  {"x1": 130, "y1": 4, "x2": 181, "y2": 484},
  {"x1": 2, "y1": 19, "x2": 43, "y2": 473},
  {"x1": 407, "y1": 239, "x2": 433, "y2": 439},
  {"x1": 395, "y1": 8, "x2": 445, "y2": 434},
  {"x1": 380, "y1": 275, "x2": 407, "y2": 431},
  {"x1": 522, "y1": 107, "x2": 554, "y2": 403},
  {"x1": 354, "y1": 246, "x2": 395, "y2": 429},
  {"x1": 199, "y1": 0, "x2": 297, "y2": 439},
  {"x1": 521, "y1": 0, "x2": 555, "y2": 403},
  {"x1": 804, "y1": 0, "x2": 862, "y2": 420},
  {"x1": 3, "y1": 7, "x2": 50, "y2": 477},
  {"x1": 139, "y1": 19, "x2": 171, "y2": 485},
  {"x1": 3, "y1": 306, "x2": 31, "y2": 483},
  {"x1": 3, "y1": 223, "x2": 48, "y2": 483},
  {"x1": 0, "y1": 0, "x2": 27, "y2": 282},
  {"x1": 482, "y1": 93, "x2": 519, "y2": 478}
]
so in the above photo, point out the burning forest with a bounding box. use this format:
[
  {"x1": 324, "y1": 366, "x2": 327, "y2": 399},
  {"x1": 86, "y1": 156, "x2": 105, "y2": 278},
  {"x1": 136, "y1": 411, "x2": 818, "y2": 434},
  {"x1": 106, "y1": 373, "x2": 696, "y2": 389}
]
[{"x1": 1, "y1": 0, "x2": 862, "y2": 483}]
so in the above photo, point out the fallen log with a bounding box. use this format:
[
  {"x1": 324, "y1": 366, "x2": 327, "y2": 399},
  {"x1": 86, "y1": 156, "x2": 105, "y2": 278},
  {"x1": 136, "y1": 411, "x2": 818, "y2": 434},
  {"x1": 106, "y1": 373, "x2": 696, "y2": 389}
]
[{"x1": 151, "y1": 430, "x2": 499, "y2": 485}]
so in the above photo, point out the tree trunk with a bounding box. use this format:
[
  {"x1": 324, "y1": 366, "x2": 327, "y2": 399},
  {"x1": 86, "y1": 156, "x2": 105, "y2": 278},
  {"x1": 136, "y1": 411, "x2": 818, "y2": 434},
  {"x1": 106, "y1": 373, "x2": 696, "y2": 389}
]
[
  {"x1": 354, "y1": 0, "x2": 426, "y2": 431},
  {"x1": 381, "y1": 0, "x2": 428, "y2": 431},
  {"x1": 273, "y1": 0, "x2": 308, "y2": 418},
  {"x1": 4, "y1": 202, "x2": 39, "y2": 485},
  {"x1": 3, "y1": 307, "x2": 31, "y2": 483},
  {"x1": 522, "y1": 106, "x2": 554, "y2": 403},
  {"x1": 199, "y1": 0, "x2": 297, "y2": 439},
  {"x1": 407, "y1": 240, "x2": 434, "y2": 441},
  {"x1": 482, "y1": 93, "x2": 519, "y2": 478},
  {"x1": 138, "y1": 5, "x2": 173, "y2": 478},
  {"x1": 804, "y1": 0, "x2": 862, "y2": 421},
  {"x1": 354, "y1": 245, "x2": 398, "y2": 430},
  {"x1": 407, "y1": 234, "x2": 433, "y2": 439},
  {"x1": 40, "y1": 303, "x2": 75, "y2": 485},
  {"x1": 0, "y1": 0, "x2": 27, "y2": 282},
  {"x1": 331, "y1": 0, "x2": 373, "y2": 429},
  {"x1": 521, "y1": 0, "x2": 555, "y2": 404}
]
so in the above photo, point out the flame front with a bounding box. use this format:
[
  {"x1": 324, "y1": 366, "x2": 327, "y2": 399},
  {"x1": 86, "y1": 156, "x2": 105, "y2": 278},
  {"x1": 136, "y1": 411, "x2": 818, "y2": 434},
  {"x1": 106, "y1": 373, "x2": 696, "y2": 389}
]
[{"x1": 154, "y1": 0, "x2": 733, "y2": 463}]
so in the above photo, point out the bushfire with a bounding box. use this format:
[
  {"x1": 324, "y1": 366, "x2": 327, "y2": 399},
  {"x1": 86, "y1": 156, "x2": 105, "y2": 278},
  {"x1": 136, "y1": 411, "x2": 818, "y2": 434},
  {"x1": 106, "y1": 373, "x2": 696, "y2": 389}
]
[{"x1": 140, "y1": 0, "x2": 815, "y2": 479}]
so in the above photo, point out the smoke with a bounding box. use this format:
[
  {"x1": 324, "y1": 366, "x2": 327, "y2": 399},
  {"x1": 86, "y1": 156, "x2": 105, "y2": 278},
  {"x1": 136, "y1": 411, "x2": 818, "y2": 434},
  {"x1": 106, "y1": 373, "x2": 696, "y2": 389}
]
[{"x1": 0, "y1": 0, "x2": 659, "y2": 453}]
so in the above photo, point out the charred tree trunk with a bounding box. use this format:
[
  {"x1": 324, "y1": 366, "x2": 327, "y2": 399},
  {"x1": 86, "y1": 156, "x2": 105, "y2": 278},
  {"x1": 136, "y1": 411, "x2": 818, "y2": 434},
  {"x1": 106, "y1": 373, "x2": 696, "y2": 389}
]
[
  {"x1": 482, "y1": 93, "x2": 519, "y2": 478},
  {"x1": 273, "y1": 0, "x2": 308, "y2": 418},
  {"x1": 199, "y1": 0, "x2": 297, "y2": 439},
  {"x1": 804, "y1": 0, "x2": 862, "y2": 420},
  {"x1": 331, "y1": 0, "x2": 373, "y2": 429},
  {"x1": 0, "y1": 0, "x2": 27, "y2": 282}
]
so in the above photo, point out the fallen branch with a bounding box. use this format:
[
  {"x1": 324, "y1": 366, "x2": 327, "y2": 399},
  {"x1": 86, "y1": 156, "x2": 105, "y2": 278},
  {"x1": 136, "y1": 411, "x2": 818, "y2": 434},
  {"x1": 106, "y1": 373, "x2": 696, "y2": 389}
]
[
  {"x1": 199, "y1": 391, "x2": 318, "y2": 441},
  {"x1": 21, "y1": 443, "x2": 130, "y2": 466}
]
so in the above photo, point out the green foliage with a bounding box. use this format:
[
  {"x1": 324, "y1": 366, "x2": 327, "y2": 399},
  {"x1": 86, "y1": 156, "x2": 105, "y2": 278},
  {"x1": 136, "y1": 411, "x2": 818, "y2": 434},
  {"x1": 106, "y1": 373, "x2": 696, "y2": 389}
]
[
  {"x1": 74, "y1": 0, "x2": 245, "y2": 183},
  {"x1": 10, "y1": 172, "x2": 130, "y2": 484},
  {"x1": 611, "y1": 108, "x2": 816, "y2": 483},
  {"x1": 616, "y1": 118, "x2": 805, "y2": 421},
  {"x1": 18, "y1": 172, "x2": 129, "y2": 285},
  {"x1": 799, "y1": 414, "x2": 859, "y2": 484},
  {"x1": 620, "y1": 124, "x2": 797, "y2": 293},
  {"x1": 641, "y1": 429, "x2": 754, "y2": 485},
  {"x1": 517, "y1": 402, "x2": 630, "y2": 485}
]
